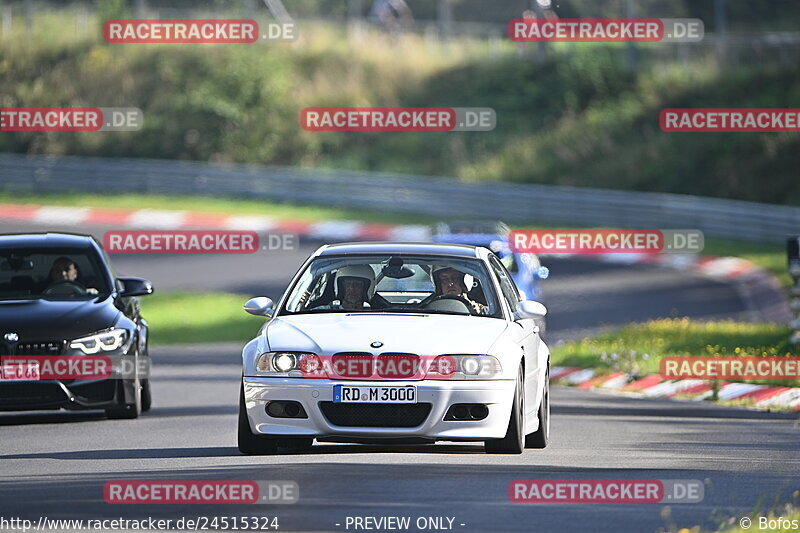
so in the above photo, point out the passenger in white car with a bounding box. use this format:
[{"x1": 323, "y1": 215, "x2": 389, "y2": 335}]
[{"x1": 312, "y1": 264, "x2": 376, "y2": 311}]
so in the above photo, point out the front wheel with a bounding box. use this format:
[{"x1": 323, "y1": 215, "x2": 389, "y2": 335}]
[
  {"x1": 141, "y1": 379, "x2": 152, "y2": 412},
  {"x1": 485, "y1": 368, "x2": 524, "y2": 454},
  {"x1": 106, "y1": 379, "x2": 142, "y2": 420},
  {"x1": 238, "y1": 384, "x2": 278, "y2": 455},
  {"x1": 525, "y1": 367, "x2": 549, "y2": 449}
]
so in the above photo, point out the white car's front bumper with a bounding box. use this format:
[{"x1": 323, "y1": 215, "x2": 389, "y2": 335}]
[{"x1": 242, "y1": 377, "x2": 516, "y2": 441}]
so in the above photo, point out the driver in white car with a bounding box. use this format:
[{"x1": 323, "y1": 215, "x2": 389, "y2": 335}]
[{"x1": 431, "y1": 265, "x2": 488, "y2": 315}]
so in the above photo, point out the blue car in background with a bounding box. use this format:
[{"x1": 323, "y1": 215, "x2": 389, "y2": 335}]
[{"x1": 432, "y1": 221, "x2": 549, "y2": 303}]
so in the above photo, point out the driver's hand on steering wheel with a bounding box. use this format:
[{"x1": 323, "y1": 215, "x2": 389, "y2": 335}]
[{"x1": 470, "y1": 300, "x2": 488, "y2": 315}]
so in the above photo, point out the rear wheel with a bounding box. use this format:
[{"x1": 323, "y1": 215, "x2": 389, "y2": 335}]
[
  {"x1": 485, "y1": 368, "x2": 524, "y2": 454},
  {"x1": 525, "y1": 366, "x2": 549, "y2": 449}
]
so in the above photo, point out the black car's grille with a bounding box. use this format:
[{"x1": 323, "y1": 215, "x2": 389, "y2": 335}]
[
  {"x1": 0, "y1": 382, "x2": 68, "y2": 406},
  {"x1": 319, "y1": 402, "x2": 432, "y2": 428},
  {"x1": 14, "y1": 341, "x2": 65, "y2": 355}
]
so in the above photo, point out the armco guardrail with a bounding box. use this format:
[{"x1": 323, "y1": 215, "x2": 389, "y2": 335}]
[{"x1": 0, "y1": 153, "x2": 798, "y2": 244}]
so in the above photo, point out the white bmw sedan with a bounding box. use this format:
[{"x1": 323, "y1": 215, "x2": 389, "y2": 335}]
[{"x1": 238, "y1": 242, "x2": 550, "y2": 455}]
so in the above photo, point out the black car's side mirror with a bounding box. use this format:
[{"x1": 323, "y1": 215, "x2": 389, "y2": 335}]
[{"x1": 118, "y1": 277, "x2": 154, "y2": 297}]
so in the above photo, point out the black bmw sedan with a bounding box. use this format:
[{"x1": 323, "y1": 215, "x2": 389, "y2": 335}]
[{"x1": 0, "y1": 233, "x2": 153, "y2": 419}]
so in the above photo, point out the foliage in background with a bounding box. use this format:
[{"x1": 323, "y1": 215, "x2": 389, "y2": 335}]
[{"x1": 1, "y1": 14, "x2": 799, "y2": 204}]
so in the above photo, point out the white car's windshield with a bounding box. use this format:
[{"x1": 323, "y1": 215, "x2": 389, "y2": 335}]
[{"x1": 283, "y1": 254, "x2": 502, "y2": 318}]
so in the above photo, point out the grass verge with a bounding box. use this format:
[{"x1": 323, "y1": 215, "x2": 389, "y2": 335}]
[
  {"x1": 551, "y1": 318, "x2": 797, "y2": 386},
  {"x1": 139, "y1": 291, "x2": 264, "y2": 345}
]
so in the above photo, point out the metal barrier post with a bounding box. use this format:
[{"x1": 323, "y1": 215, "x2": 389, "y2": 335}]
[{"x1": 787, "y1": 236, "x2": 800, "y2": 343}]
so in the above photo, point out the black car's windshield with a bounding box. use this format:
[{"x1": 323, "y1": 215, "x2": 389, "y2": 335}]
[
  {"x1": 0, "y1": 247, "x2": 111, "y2": 301},
  {"x1": 283, "y1": 254, "x2": 502, "y2": 318}
]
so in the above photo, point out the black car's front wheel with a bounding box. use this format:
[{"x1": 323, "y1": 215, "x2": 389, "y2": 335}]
[
  {"x1": 141, "y1": 379, "x2": 152, "y2": 412},
  {"x1": 106, "y1": 378, "x2": 142, "y2": 420}
]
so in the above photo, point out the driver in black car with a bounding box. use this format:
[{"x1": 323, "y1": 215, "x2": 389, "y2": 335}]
[
  {"x1": 431, "y1": 266, "x2": 488, "y2": 315},
  {"x1": 49, "y1": 256, "x2": 79, "y2": 282},
  {"x1": 46, "y1": 257, "x2": 98, "y2": 295}
]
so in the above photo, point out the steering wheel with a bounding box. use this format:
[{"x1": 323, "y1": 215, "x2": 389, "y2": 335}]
[
  {"x1": 42, "y1": 279, "x2": 87, "y2": 297},
  {"x1": 422, "y1": 294, "x2": 475, "y2": 315}
]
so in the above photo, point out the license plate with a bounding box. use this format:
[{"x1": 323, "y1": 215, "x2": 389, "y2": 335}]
[
  {"x1": 0, "y1": 363, "x2": 40, "y2": 381},
  {"x1": 333, "y1": 385, "x2": 416, "y2": 404}
]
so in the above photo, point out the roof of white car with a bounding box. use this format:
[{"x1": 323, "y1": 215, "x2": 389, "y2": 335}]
[{"x1": 316, "y1": 242, "x2": 482, "y2": 258}]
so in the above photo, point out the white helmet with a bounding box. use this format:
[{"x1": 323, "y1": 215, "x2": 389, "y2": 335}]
[
  {"x1": 335, "y1": 265, "x2": 376, "y2": 300},
  {"x1": 431, "y1": 265, "x2": 474, "y2": 294}
]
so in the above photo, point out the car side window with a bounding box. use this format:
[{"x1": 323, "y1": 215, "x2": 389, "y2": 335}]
[{"x1": 489, "y1": 255, "x2": 520, "y2": 312}]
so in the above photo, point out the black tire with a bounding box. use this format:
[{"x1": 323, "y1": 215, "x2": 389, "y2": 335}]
[
  {"x1": 525, "y1": 366, "x2": 549, "y2": 449},
  {"x1": 106, "y1": 379, "x2": 142, "y2": 420},
  {"x1": 237, "y1": 384, "x2": 278, "y2": 455},
  {"x1": 485, "y1": 368, "x2": 524, "y2": 454},
  {"x1": 141, "y1": 379, "x2": 152, "y2": 412},
  {"x1": 282, "y1": 438, "x2": 314, "y2": 452}
]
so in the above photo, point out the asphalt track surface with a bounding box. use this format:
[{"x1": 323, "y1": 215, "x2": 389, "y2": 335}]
[{"x1": 1, "y1": 220, "x2": 797, "y2": 533}]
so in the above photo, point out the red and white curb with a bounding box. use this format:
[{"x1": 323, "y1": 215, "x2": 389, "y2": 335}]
[
  {"x1": 0, "y1": 202, "x2": 789, "y2": 321},
  {"x1": 0, "y1": 202, "x2": 782, "y2": 270},
  {"x1": 0, "y1": 203, "x2": 432, "y2": 242},
  {"x1": 552, "y1": 366, "x2": 800, "y2": 411}
]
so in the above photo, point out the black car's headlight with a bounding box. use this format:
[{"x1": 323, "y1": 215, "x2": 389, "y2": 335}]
[{"x1": 69, "y1": 328, "x2": 129, "y2": 354}]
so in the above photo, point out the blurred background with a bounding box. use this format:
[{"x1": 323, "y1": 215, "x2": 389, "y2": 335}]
[{"x1": 1, "y1": 0, "x2": 799, "y2": 204}]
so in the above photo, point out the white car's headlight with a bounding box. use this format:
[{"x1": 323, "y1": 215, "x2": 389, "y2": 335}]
[
  {"x1": 427, "y1": 355, "x2": 502, "y2": 379},
  {"x1": 69, "y1": 328, "x2": 128, "y2": 354},
  {"x1": 256, "y1": 352, "x2": 318, "y2": 375}
]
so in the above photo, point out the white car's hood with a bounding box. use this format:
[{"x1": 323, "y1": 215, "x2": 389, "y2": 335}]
[{"x1": 266, "y1": 313, "x2": 509, "y2": 355}]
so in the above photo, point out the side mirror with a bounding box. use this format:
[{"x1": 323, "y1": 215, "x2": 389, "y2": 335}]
[
  {"x1": 244, "y1": 297, "x2": 275, "y2": 317},
  {"x1": 514, "y1": 300, "x2": 547, "y2": 320},
  {"x1": 118, "y1": 277, "x2": 154, "y2": 297}
]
